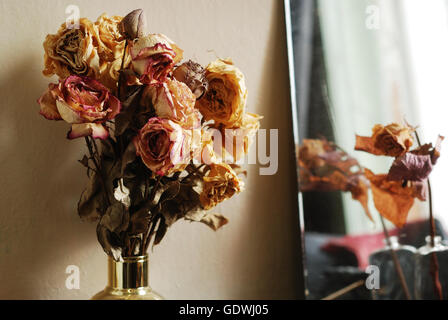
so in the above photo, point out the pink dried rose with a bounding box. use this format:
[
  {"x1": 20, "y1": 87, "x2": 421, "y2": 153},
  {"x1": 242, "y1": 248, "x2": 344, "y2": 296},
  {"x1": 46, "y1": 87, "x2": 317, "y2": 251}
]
[
  {"x1": 133, "y1": 117, "x2": 193, "y2": 176},
  {"x1": 129, "y1": 33, "x2": 183, "y2": 85},
  {"x1": 37, "y1": 75, "x2": 121, "y2": 139}
]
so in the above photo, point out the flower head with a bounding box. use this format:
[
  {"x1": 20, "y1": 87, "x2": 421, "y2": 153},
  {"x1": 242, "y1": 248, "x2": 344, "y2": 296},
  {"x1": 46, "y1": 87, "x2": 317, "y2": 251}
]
[
  {"x1": 129, "y1": 34, "x2": 183, "y2": 85},
  {"x1": 133, "y1": 117, "x2": 193, "y2": 176},
  {"x1": 200, "y1": 163, "x2": 244, "y2": 210},
  {"x1": 37, "y1": 75, "x2": 121, "y2": 139},
  {"x1": 196, "y1": 59, "x2": 247, "y2": 128}
]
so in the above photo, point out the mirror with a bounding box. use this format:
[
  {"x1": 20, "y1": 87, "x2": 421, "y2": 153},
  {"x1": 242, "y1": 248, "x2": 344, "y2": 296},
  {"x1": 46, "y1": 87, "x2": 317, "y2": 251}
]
[{"x1": 285, "y1": 0, "x2": 448, "y2": 300}]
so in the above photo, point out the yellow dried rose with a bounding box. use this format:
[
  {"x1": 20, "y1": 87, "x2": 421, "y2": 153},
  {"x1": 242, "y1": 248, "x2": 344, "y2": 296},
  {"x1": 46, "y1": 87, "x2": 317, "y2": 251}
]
[
  {"x1": 42, "y1": 15, "x2": 128, "y2": 92},
  {"x1": 95, "y1": 14, "x2": 131, "y2": 89},
  {"x1": 43, "y1": 18, "x2": 101, "y2": 79},
  {"x1": 218, "y1": 112, "x2": 262, "y2": 161},
  {"x1": 200, "y1": 163, "x2": 244, "y2": 210},
  {"x1": 196, "y1": 59, "x2": 247, "y2": 127},
  {"x1": 355, "y1": 123, "x2": 414, "y2": 157}
]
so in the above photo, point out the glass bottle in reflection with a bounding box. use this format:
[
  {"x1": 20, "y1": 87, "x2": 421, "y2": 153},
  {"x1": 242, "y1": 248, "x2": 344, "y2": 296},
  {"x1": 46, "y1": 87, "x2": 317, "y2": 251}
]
[
  {"x1": 415, "y1": 236, "x2": 448, "y2": 300},
  {"x1": 368, "y1": 236, "x2": 416, "y2": 300}
]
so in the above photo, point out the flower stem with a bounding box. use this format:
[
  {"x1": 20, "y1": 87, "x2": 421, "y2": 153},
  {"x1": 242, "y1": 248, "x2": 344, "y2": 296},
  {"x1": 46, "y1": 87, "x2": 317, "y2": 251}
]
[
  {"x1": 84, "y1": 136, "x2": 110, "y2": 206},
  {"x1": 414, "y1": 130, "x2": 443, "y2": 300},
  {"x1": 117, "y1": 40, "x2": 128, "y2": 101},
  {"x1": 378, "y1": 213, "x2": 412, "y2": 300}
]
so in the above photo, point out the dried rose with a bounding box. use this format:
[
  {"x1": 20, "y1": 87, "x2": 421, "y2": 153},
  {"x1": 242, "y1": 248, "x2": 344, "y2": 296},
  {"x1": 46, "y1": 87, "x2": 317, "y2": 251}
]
[
  {"x1": 129, "y1": 34, "x2": 183, "y2": 85},
  {"x1": 95, "y1": 14, "x2": 131, "y2": 89},
  {"x1": 173, "y1": 60, "x2": 209, "y2": 99},
  {"x1": 365, "y1": 168, "x2": 426, "y2": 227},
  {"x1": 298, "y1": 139, "x2": 372, "y2": 220},
  {"x1": 141, "y1": 78, "x2": 201, "y2": 129},
  {"x1": 196, "y1": 59, "x2": 247, "y2": 127},
  {"x1": 200, "y1": 163, "x2": 244, "y2": 210},
  {"x1": 43, "y1": 18, "x2": 100, "y2": 78},
  {"x1": 217, "y1": 112, "x2": 262, "y2": 161},
  {"x1": 118, "y1": 9, "x2": 146, "y2": 40},
  {"x1": 43, "y1": 16, "x2": 126, "y2": 91},
  {"x1": 196, "y1": 129, "x2": 220, "y2": 165},
  {"x1": 133, "y1": 117, "x2": 193, "y2": 176},
  {"x1": 37, "y1": 75, "x2": 121, "y2": 139},
  {"x1": 355, "y1": 123, "x2": 414, "y2": 157}
]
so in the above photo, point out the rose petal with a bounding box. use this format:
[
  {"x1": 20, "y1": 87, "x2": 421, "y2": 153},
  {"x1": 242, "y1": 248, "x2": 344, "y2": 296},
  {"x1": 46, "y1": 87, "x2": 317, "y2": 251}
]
[
  {"x1": 56, "y1": 100, "x2": 83, "y2": 124},
  {"x1": 67, "y1": 123, "x2": 109, "y2": 140},
  {"x1": 37, "y1": 83, "x2": 62, "y2": 120}
]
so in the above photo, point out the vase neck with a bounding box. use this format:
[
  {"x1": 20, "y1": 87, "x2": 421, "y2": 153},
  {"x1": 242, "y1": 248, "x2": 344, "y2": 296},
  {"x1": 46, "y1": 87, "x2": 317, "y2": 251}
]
[{"x1": 107, "y1": 255, "x2": 149, "y2": 289}]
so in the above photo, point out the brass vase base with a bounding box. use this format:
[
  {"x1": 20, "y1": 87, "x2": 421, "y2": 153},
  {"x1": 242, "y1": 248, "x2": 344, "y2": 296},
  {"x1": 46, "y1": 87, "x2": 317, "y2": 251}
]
[
  {"x1": 91, "y1": 287, "x2": 164, "y2": 300},
  {"x1": 91, "y1": 255, "x2": 164, "y2": 300}
]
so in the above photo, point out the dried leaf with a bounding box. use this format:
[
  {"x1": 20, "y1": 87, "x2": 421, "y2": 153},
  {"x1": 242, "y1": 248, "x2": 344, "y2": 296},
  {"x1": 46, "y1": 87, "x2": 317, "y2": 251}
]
[
  {"x1": 185, "y1": 211, "x2": 229, "y2": 231},
  {"x1": 432, "y1": 135, "x2": 444, "y2": 164},
  {"x1": 78, "y1": 155, "x2": 89, "y2": 168},
  {"x1": 121, "y1": 142, "x2": 137, "y2": 176},
  {"x1": 153, "y1": 217, "x2": 167, "y2": 245},
  {"x1": 114, "y1": 86, "x2": 143, "y2": 136},
  {"x1": 100, "y1": 201, "x2": 129, "y2": 233},
  {"x1": 96, "y1": 224, "x2": 123, "y2": 262},
  {"x1": 129, "y1": 207, "x2": 151, "y2": 235},
  {"x1": 387, "y1": 153, "x2": 433, "y2": 182},
  {"x1": 149, "y1": 181, "x2": 180, "y2": 208},
  {"x1": 348, "y1": 177, "x2": 373, "y2": 222},
  {"x1": 297, "y1": 139, "x2": 371, "y2": 219},
  {"x1": 365, "y1": 168, "x2": 425, "y2": 227},
  {"x1": 78, "y1": 171, "x2": 106, "y2": 221},
  {"x1": 411, "y1": 135, "x2": 444, "y2": 165}
]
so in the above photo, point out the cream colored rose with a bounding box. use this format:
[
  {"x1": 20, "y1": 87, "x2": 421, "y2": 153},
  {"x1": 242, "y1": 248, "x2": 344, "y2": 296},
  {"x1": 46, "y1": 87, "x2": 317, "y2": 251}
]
[
  {"x1": 196, "y1": 59, "x2": 247, "y2": 127},
  {"x1": 141, "y1": 79, "x2": 201, "y2": 129}
]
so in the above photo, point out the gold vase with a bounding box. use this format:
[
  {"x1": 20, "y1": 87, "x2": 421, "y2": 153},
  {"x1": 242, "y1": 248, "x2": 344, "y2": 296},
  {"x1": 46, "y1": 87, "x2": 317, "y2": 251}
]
[{"x1": 91, "y1": 255, "x2": 164, "y2": 300}]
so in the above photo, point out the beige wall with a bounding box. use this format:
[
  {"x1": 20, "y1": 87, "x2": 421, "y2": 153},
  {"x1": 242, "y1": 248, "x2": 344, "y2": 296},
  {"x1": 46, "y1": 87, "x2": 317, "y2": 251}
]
[{"x1": 0, "y1": 0, "x2": 303, "y2": 299}]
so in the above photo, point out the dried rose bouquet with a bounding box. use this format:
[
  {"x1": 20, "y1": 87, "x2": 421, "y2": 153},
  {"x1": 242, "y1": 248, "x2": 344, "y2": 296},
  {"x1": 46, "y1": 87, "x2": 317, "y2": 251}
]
[{"x1": 37, "y1": 9, "x2": 261, "y2": 261}]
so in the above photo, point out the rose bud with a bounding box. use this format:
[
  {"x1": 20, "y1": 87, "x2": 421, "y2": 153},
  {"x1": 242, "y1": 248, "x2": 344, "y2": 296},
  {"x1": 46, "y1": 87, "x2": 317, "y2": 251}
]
[
  {"x1": 118, "y1": 9, "x2": 147, "y2": 40},
  {"x1": 37, "y1": 75, "x2": 121, "y2": 140},
  {"x1": 173, "y1": 60, "x2": 209, "y2": 99}
]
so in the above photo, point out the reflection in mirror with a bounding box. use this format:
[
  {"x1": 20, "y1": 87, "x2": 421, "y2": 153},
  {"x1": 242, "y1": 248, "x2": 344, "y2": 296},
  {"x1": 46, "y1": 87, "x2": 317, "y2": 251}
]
[{"x1": 286, "y1": 0, "x2": 448, "y2": 300}]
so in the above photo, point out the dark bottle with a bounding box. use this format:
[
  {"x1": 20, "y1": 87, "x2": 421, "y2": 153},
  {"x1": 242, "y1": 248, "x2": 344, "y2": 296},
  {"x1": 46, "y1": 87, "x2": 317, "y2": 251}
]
[
  {"x1": 415, "y1": 236, "x2": 448, "y2": 300},
  {"x1": 369, "y1": 236, "x2": 416, "y2": 300}
]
